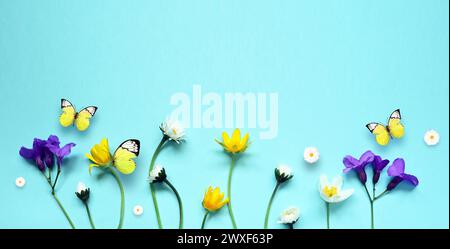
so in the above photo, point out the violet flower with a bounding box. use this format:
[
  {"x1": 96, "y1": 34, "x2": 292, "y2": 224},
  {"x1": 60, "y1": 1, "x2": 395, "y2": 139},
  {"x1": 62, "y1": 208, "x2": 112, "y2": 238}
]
[
  {"x1": 342, "y1": 150, "x2": 375, "y2": 184},
  {"x1": 18, "y1": 135, "x2": 76, "y2": 228},
  {"x1": 47, "y1": 139, "x2": 76, "y2": 168},
  {"x1": 386, "y1": 158, "x2": 419, "y2": 191},
  {"x1": 371, "y1": 155, "x2": 390, "y2": 184},
  {"x1": 19, "y1": 135, "x2": 58, "y2": 171}
]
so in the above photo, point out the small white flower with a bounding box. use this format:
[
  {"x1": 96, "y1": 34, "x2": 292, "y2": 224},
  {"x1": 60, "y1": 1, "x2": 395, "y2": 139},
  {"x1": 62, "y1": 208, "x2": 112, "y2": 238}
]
[
  {"x1": 149, "y1": 164, "x2": 166, "y2": 183},
  {"x1": 15, "y1": 177, "x2": 26, "y2": 188},
  {"x1": 76, "y1": 182, "x2": 88, "y2": 194},
  {"x1": 160, "y1": 118, "x2": 186, "y2": 143},
  {"x1": 278, "y1": 206, "x2": 300, "y2": 224},
  {"x1": 319, "y1": 174, "x2": 354, "y2": 203},
  {"x1": 424, "y1": 130, "x2": 440, "y2": 146},
  {"x1": 304, "y1": 147, "x2": 320, "y2": 164},
  {"x1": 133, "y1": 205, "x2": 144, "y2": 216},
  {"x1": 277, "y1": 164, "x2": 293, "y2": 178}
]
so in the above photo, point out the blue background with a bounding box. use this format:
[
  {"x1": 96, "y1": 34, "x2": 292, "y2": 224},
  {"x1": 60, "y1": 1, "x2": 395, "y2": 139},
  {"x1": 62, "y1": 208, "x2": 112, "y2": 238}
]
[{"x1": 0, "y1": 0, "x2": 448, "y2": 229}]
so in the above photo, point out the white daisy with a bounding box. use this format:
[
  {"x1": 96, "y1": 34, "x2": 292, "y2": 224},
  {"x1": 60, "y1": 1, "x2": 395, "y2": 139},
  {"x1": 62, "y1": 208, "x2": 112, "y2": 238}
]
[
  {"x1": 277, "y1": 164, "x2": 293, "y2": 178},
  {"x1": 275, "y1": 164, "x2": 293, "y2": 183},
  {"x1": 160, "y1": 118, "x2": 186, "y2": 143},
  {"x1": 76, "y1": 182, "x2": 88, "y2": 194},
  {"x1": 278, "y1": 206, "x2": 300, "y2": 224},
  {"x1": 424, "y1": 130, "x2": 440, "y2": 146},
  {"x1": 149, "y1": 164, "x2": 166, "y2": 183},
  {"x1": 133, "y1": 205, "x2": 144, "y2": 216},
  {"x1": 319, "y1": 174, "x2": 354, "y2": 203},
  {"x1": 304, "y1": 147, "x2": 320, "y2": 164},
  {"x1": 15, "y1": 177, "x2": 26, "y2": 188}
]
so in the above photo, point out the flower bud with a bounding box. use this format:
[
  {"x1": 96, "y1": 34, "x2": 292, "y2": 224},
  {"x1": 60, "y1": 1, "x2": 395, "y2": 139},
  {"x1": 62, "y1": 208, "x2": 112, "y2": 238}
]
[
  {"x1": 75, "y1": 182, "x2": 90, "y2": 202},
  {"x1": 275, "y1": 164, "x2": 293, "y2": 183},
  {"x1": 149, "y1": 165, "x2": 167, "y2": 183}
]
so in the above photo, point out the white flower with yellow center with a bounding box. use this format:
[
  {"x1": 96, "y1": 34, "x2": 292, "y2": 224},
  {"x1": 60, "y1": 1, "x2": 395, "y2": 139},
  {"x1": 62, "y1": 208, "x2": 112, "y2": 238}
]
[
  {"x1": 133, "y1": 205, "x2": 144, "y2": 216},
  {"x1": 278, "y1": 206, "x2": 300, "y2": 225},
  {"x1": 424, "y1": 130, "x2": 440, "y2": 146},
  {"x1": 304, "y1": 147, "x2": 320, "y2": 164},
  {"x1": 160, "y1": 118, "x2": 186, "y2": 143},
  {"x1": 15, "y1": 177, "x2": 26, "y2": 188},
  {"x1": 319, "y1": 174, "x2": 354, "y2": 203}
]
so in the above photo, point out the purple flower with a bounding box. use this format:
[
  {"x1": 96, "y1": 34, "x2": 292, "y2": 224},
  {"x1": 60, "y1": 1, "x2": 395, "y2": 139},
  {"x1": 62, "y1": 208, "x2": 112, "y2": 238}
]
[
  {"x1": 19, "y1": 135, "x2": 75, "y2": 171},
  {"x1": 386, "y1": 158, "x2": 419, "y2": 191},
  {"x1": 342, "y1": 150, "x2": 375, "y2": 184},
  {"x1": 19, "y1": 136, "x2": 57, "y2": 171},
  {"x1": 47, "y1": 141, "x2": 76, "y2": 168},
  {"x1": 371, "y1": 155, "x2": 390, "y2": 184}
]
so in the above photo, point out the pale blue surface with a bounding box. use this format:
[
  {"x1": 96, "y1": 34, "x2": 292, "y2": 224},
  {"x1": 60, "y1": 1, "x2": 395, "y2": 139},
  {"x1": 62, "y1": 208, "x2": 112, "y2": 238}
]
[{"x1": 0, "y1": 0, "x2": 448, "y2": 229}]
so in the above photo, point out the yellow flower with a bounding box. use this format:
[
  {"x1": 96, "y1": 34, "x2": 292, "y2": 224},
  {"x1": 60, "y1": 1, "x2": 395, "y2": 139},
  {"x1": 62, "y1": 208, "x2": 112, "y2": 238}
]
[
  {"x1": 86, "y1": 138, "x2": 112, "y2": 174},
  {"x1": 202, "y1": 186, "x2": 229, "y2": 212},
  {"x1": 215, "y1": 128, "x2": 249, "y2": 154}
]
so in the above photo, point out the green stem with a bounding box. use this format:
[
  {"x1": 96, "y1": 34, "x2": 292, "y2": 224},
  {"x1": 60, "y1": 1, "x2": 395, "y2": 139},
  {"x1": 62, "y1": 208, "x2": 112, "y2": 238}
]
[
  {"x1": 374, "y1": 189, "x2": 389, "y2": 201},
  {"x1": 201, "y1": 211, "x2": 209, "y2": 229},
  {"x1": 326, "y1": 202, "x2": 330, "y2": 229},
  {"x1": 227, "y1": 154, "x2": 237, "y2": 229},
  {"x1": 148, "y1": 136, "x2": 168, "y2": 229},
  {"x1": 164, "y1": 179, "x2": 184, "y2": 229},
  {"x1": 52, "y1": 192, "x2": 75, "y2": 229},
  {"x1": 84, "y1": 202, "x2": 96, "y2": 229},
  {"x1": 109, "y1": 168, "x2": 125, "y2": 229},
  {"x1": 51, "y1": 169, "x2": 61, "y2": 194},
  {"x1": 370, "y1": 200, "x2": 374, "y2": 229},
  {"x1": 42, "y1": 171, "x2": 52, "y2": 187},
  {"x1": 41, "y1": 172, "x2": 75, "y2": 228},
  {"x1": 363, "y1": 184, "x2": 374, "y2": 229},
  {"x1": 288, "y1": 223, "x2": 294, "y2": 229},
  {"x1": 264, "y1": 182, "x2": 280, "y2": 229}
]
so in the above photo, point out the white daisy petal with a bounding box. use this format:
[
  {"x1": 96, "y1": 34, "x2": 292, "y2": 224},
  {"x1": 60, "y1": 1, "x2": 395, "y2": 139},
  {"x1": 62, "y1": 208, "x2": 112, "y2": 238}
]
[
  {"x1": 15, "y1": 177, "x2": 26, "y2": 188},
  {"x1": 424, "y1": 130, "x2": 440, "y2": 146},
  {"x1": 133, "y1": 205, "x2": 144, "y2": 216}
]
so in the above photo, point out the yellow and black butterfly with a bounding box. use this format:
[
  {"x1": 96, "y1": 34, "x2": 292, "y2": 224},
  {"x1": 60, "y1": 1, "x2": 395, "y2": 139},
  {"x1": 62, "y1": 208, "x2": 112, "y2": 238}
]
[
  {"x1": 87, "y1": 138, "x2": 141, "y2": 175},
  {"x1": 112, "y1": 139, "x2": 141, "y2": 174},
  {"x1": 366, "y1": 109, "x2": 404, "y2": 146},
  {"x1": 59, "y1": 99, "x2": 97, "y2": 131}
]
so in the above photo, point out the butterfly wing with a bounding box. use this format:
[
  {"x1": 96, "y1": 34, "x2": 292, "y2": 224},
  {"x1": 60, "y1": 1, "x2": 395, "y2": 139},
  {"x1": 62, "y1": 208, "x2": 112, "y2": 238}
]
[
  {"x1": 75, "y1": 106, "x2": 97, "y2": 131},
  {"x1": 60, "y1": 99, "x2": 76, "y2": 127},
  {"x1": 113, "y1": 139, "x2": 140, "y2": 174},
  {"x1": 366, "y1": 122, "x2": 390, "y2": 146},
  {"x1": 387, "y1": 109, "x2": 404, "y2": 139}
]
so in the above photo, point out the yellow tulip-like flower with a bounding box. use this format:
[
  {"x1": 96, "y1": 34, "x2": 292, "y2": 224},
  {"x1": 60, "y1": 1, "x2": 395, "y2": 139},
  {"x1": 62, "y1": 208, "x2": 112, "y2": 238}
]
[
  {"x1": 86, "y1": 138, "x2": 112, "y2": 174},
  {"x1": 216, "y1": 128, "x2": 249, "y2": 154},
  {"x1": 202, "y1": 186, "x2": 229, "y2": 212}
]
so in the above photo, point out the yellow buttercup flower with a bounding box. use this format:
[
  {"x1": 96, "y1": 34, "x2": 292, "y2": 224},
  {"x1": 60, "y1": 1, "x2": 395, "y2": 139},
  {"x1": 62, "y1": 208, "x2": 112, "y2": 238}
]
[
  {"x1": 202, "y1": 186, "x2": 229, "y2": 212},
  {"x1": 216, "y1": 128, "x2": 249, "y2": 154},
  {"x1": 86, "y1": 138, "x2": 112, "y2": 174}
]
